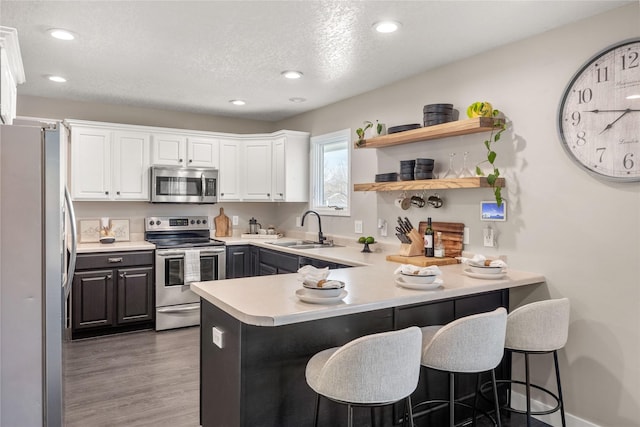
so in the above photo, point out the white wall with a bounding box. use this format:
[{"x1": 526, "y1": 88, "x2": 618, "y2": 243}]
[{"x1": 276, "y1": 5, "x2": 640, "y2": 425}]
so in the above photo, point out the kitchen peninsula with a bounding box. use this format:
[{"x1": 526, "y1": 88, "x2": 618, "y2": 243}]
[{"x1": 191, "y1": 244, "x2": 544, "y2": 427}]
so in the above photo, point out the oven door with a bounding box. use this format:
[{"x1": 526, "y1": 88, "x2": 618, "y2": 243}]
[
  {"x1": 150, "y1": 166, "x2": 218, "y2": 204},
  {"x1": 155, "y1": 247, "x2": 226, "y2": 307}
]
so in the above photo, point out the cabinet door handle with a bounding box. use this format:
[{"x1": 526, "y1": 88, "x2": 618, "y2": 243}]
[
  {"x1": 279, "y1": 193, "x2": 283, "y2": 196},
  {"x1": 105, "y1": 191, "x2": 109, "y2": 195},
  {"x1": 119, "y1": 272, "x2": 126, "y2": 279},
  {"x1": 179, "y1": 158, "x2": 183, "y2": 163},
  {"x1": 221, "y1": 193, "x2": 225, "y2": 196},
  {"x1": 108, "y1": 257, "x2": 123, "y2": 263},
  {"x1": 189, "y1": 159, "x2": 193, "y2": 163},
  {"x1": 106, "y1": 274, "x2": 112, "y2": 280},
  {"x1": 267, "y1": 193, "x2": 270, "y2": 197},
  {"x1": 116, "y1": 191, "x2": 120, "y2": 195}
]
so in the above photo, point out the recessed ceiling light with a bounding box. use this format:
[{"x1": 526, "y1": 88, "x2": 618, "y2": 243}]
[
  {"x1": 229, "y1": 99, "x2": 246, "y2": 106},
  {"x1": 48, "y1": 28, "x2": 75, "y2": 41},
  {"x1": 281, "y1": 70, "x2": 303, "y2": 79},
  {"x1": 48, "y1": 75, "x2": 67, "y2": 83},
  {"x1": 289, "y1": 97, "x2": 306, "y2": 103},
  {"x1": 373, "y1": 21, "x2": 401, "y2": 33},
  {"x1": 626, "y1": 94, "x2": 640, "y2": 100}
]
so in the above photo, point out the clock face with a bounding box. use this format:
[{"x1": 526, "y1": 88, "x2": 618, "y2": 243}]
[{"x1": 558, "y1": 39, "x2": 640, "y2": 181}]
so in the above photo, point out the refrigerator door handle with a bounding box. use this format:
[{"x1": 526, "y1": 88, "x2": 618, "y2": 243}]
[{"x1": 64, "y1": 186, "x2": 77, "y2": 298}]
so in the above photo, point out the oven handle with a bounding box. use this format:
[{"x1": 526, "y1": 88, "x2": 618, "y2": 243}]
[
  {"x1": 157, "y1": 248, "x2": 225, "y2": 257},
  {"x1": 157, "y1": 305, "x2": 200, "y2": 313}
]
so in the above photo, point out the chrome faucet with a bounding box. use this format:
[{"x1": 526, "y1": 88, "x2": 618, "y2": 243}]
[{"x1": 301, "y1": 210, "x2": 326, "y2": 244}]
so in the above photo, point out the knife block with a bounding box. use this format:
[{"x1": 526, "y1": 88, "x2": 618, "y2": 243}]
[{"x1": 398, "y1": 229, "x2": 424, "y2": 257}]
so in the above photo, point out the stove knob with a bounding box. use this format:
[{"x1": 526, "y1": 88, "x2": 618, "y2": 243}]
[
  {"x1": 148, "y1": 220, "x2": 154, "y2": 226},
  {"x1": 190, "y1": 219, "x2": 195, "y2": 224},
  {"x1": 197, "y1": 220, "x2": 201, "y2": 224},
  {"x1": 156, "y1": 220, "x2": 161, "y2": 226},
  {"x1": 202, "y1": 219, "x2": 207, "y2": 225}
]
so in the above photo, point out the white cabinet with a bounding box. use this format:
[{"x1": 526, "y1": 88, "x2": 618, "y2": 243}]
[
  {"x1": 0, "y1": 27, "x2": 25, "y2": 125},
  {"x1": 151, "y1": 134, "x2": 219, "y2": 168},
  {"x1": 271, "y1": 132, "x2": 309, "y2": 202},
  {"x1": 243, "y1": 139, "x2": 272, "y2": 201},
  {"x1": 217, "y1": 132, "x2": 309, "y2": 202},
  {"x1": 218, "y1": 139, "x2": 242, "y2": 201},
  {"x1": 69, "y1": 125, "x2": 150, "y2": 201}
]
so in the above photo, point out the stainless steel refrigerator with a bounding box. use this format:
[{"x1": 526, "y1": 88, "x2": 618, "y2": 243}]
[{"x1": 0, "y1": 122, "x2": 77, "y2": 426}]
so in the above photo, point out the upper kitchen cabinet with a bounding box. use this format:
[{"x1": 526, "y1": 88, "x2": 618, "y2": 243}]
[
  {"x1": 0, "y1": 27, "x2": 25, "y2": 125},
  {"x1": 67, "y1": 121, "x2": 150, "y2": 201},
  {"x1": 150, "y1": 133, "x2": 219, "y2": 168},
  {"x1": 218, "y1": 131, "x2": 309, "y2": 202},
  {"x1": 272, "y1": 132, "x2": 309, "y2": 202}
]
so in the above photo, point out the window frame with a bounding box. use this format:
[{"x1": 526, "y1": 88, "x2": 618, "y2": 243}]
[{"x1": 309, "y1": 128, "x2": 351, "y2": 217}]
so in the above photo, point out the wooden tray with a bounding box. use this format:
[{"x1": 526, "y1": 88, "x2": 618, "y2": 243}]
[{"x1": 386, "y1": 255, "x2": 458, "y2": 267}]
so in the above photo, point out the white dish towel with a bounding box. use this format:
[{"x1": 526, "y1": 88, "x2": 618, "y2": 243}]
[{"x1": 184, "y1": 249, "x2": 201, "y2": 283}]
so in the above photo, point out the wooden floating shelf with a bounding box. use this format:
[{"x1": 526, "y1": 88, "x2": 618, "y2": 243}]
[
  {"x1": 353, "y1": 177, "x2": 505, "y2": 192},
  {"x1": 354, "y1": 117, "x2": 504, "y2": 149}
]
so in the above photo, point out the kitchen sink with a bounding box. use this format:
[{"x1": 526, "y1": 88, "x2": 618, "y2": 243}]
[{"x1": 267, "y1": 240, "x2": 341, "y2": 249}]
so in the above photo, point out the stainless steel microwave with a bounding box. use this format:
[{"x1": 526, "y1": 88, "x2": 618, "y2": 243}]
[{"x1": 150, "y1": 166, "x2": 218, "y2": 204}]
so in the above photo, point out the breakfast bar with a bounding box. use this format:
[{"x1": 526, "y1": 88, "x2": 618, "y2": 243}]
[{"x1": 191, "y1": 257, "x2": 545, "y2": 427}]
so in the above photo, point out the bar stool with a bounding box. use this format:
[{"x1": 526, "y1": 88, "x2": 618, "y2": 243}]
[
  {"x1": 498, "y1": 298, "x2": 570, "y2": 427},
  {"x1": 413, "y1": 307, "x2": 508, "y2": 427},
  {"x1": 305, "y1": 326, "x2": 422, "y2": 427}
]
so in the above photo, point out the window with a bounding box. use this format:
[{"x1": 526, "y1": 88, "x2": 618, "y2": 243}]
[{"x1": 310, "y1": 129, "x2": 351, "y2": 216}]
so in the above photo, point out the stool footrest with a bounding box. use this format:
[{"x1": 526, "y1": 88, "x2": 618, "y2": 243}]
[
  {"x1": 479, "y1": 379, "x2": 563, "y2": 416},
  {"x1": 412, "y1": 399, "x2": 499, "y2": 426}
]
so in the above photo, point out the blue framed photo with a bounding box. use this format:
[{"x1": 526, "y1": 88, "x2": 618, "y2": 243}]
[{"x1": 480, "y1": 201, "x2": 507, "y2": 221}]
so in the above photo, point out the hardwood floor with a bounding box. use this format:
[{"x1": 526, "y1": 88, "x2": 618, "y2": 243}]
[
  {"x1": 63, "y1": 326, "x2": 550, "y2": 427},
  {"x1": 63, "y1": 326, "x2": 200, "y2": 427}
]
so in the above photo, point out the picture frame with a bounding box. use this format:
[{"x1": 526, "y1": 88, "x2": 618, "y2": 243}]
[
  {"x1": 110, "y1": 219, "x2": 130, "y2": 241},
  {"x1": 480, "y1": 201, "x2": 507, "y2": 222},
  {"x1": 79, "y1": 219, "x2": 101, "y2": 242}
]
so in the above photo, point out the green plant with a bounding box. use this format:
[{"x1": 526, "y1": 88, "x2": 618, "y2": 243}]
[
  {"x1": 468, "y1": 102, "x2": 507, "y2": 206},
  {"x1": 375, "y1": 120, "x2": 384, "y2": 135},
  {"x1": 355, "y1": 121, "x2": 373, "y2": 147}
]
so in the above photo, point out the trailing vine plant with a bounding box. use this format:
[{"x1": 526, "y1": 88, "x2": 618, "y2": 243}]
[{"x1": 467, "y1": 102, "x2": 507, "y2": 206}]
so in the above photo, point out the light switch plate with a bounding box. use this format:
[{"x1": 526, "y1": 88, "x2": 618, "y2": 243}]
[
  {"x1": 232, "y1": 216, "x2": 239, "y2": 226},
  {"x1": 354, "y1": 220, "x2": 363, "y2": 234},
  {"x1": 295, "y1": 216, "x2": 301, "y2": 227},
  {"x1": 463, "y1": 227, "x2": 470, "y2": 244}
]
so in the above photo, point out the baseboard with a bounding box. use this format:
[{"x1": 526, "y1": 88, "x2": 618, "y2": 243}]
[{"x1": 510, "y1": 392, "x2": 601, "y2": 427}]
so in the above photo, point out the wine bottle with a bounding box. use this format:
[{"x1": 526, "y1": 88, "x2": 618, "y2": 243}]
[
  {"x1": 434, "y1": 231, "x2": 444, "y2": 258},
  {"x1": 424, "y1": 217, "x2": 434, "y2": 257}
]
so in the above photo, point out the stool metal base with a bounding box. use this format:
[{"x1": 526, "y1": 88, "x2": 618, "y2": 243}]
[
  {"x1": 313, "y1": 393, "x2": 415, "y2": 427},
  {"x1": 412, "y1": 369, "x2": 502, "y2": 427},
  {"x1": 480, "y1": 350, "x2": 566, "y2": 427}
]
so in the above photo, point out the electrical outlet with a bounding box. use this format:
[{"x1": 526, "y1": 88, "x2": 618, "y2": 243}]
[
  {"x1": 378, "y1": 219, "x2": 388, "y2": 237},
  {"x1": 463, "y1": 227, "x2": 470, "y2": 244},
  {"x1": 483, "y1": 227, "x2": 494, "y2": 247},
  {"x1": 232, "y1": 216, "x2": 239, "y2": 226},
  {"x1": 295, "y1": 216, "x2": 301, "y2": 227},
  {"x1": 212, "y1": 327, "x2": 224, "y2": 349},
  {"x1": 354, "y1": 220, "x2": 363, "y2": 234}
]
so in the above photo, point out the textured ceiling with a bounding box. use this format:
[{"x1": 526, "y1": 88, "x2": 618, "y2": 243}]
[{"x1": 0, "y1": 1, "x2": 632, "y2": 122}]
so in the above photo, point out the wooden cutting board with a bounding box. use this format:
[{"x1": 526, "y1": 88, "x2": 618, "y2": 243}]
[
  {"x1": 418, "y1": 221, "x2": 464, "y2": 258},
  {"x1": 386, "y1": 255, "x2": 458, "y2": 267},
  {"x1": 214, "y1": 207, "x2": 232, "y2": 237}
]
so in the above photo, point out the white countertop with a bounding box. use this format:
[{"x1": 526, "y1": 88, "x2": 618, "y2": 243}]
[
  {"x1": 191, "y1": 244, "x2": 545, "y2": 327},
  {"x1": 76, "y1": 240, "x2": 156, "y2": 253}
]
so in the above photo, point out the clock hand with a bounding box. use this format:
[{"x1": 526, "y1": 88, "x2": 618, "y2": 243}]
[
  {"x1": 585, "y1": 109, "x2": 640, "y2": 113},
  {"x1": 599, "y1": 109, "x2": 632, "y2": 134}
]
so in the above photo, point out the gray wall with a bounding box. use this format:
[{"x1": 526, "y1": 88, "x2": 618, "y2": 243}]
[{"x1": 275, "y1": 5, "x2": 640, "y2": 426}]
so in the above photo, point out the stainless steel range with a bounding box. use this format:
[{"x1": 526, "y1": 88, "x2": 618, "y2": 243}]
[{"x1": 145, "y1": 216, "x2": 226, "y2": 331}]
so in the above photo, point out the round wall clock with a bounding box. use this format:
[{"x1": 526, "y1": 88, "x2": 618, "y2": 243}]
[{"x1": 558, "y1": 38, "x2": 640, "y2": 181}]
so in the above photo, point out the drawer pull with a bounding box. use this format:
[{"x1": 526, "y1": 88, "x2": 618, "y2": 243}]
[
  {"x1": 119, "y1": 273, "x2": 127, "y2": 279},
  {"x1": 108, "y1": 257, "x2": 123, "y2": 263}
]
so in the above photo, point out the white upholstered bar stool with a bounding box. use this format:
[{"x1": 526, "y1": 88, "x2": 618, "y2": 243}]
[
  {"x1": 414, "y1": 307, "x2": 508, "y2": 427},
  {"x1": 305, "y1": 326, "x2": 422, "y2": 427},
  {"x1": 499, "y1": 298, "x2": 570, "y2": 427}
]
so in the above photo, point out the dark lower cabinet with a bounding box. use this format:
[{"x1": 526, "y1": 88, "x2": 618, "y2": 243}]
[
  {"x1": 200, "y1": 289, "x2": 509, "y2": 427},
  {"x1": 72, "y1": 251, "x2": 154, "y2": 339},
  {"x1": 226, "y1": 245, "x2": 253, "y2": 278},
  {"x1": 257, "y1": 248, "x2": 299, "y2": 274}
]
